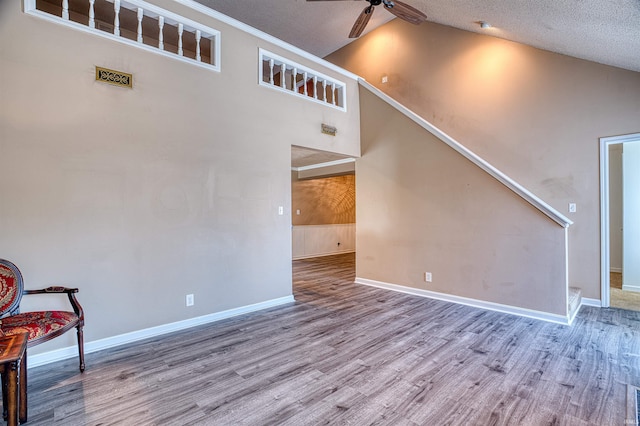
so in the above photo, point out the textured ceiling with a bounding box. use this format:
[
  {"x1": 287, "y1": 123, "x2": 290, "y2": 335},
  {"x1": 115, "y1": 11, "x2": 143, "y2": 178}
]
[
  {"x1": 197, "y1": 0, "x2": 640, "y2": 73},
  {"x1": 195, "y1": 0, "x2": 640, "y2": 167}
]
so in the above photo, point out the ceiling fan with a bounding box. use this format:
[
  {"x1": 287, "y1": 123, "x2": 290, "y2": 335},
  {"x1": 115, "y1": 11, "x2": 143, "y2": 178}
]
[{"x1": 307, "y1": 0, "x2": 427, "y2": 38}]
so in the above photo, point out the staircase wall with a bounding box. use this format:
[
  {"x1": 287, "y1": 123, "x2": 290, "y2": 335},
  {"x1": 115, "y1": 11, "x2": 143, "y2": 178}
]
[
  {"x1": 327, "y1": 19, "x2": 640, "y2": 301},
  {"x1": 356, "y1": 87, "x2": 567, "y2": 316}
]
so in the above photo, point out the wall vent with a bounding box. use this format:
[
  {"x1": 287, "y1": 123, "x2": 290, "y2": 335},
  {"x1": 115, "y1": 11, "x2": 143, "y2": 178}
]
[
  {"x1": 95, "y1": 66, "x2": 132, "y2": 88},
  {"x1": 321, "y1": 124, "x2": 337, "y2": 136}
]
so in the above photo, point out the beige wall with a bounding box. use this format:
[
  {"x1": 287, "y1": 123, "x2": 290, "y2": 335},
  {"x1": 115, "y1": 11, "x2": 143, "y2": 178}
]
[
  {"x1": 328, "y1": 19, "x2": 640, "y2": 299},
  {"x1": 356, "y1": 88, "x2": 567, "y2": 315},
  {"x1": 292, "y1": 174, "x2": 355, "y2": 226},
  {"x1": 0, "y1": 1, "x2": 359, "y2": 354},
  {"x1": 609, "y1": 144, "x2": 623, "y2": 272}
]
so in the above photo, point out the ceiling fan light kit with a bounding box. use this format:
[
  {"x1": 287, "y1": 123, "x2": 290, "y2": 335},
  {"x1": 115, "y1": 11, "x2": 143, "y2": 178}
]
[{"x1": 308, "y1": 0, "x2": 427, "y2": 38}]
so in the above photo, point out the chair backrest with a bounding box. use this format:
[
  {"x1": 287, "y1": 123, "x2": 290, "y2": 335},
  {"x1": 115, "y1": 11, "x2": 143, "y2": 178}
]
[{"x1": 0, "y1": 259, "x2": 24, "y2": 317}]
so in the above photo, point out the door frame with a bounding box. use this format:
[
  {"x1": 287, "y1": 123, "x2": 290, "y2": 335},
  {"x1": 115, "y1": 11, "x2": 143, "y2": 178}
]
[{"x1": 600, "y1": 132, "x2": 640, "y2": 307}]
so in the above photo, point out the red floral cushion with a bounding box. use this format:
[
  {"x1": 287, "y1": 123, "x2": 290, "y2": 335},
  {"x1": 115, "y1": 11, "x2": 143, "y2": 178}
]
[
  {"x1": 0, "y1": 264, "x2": 20, "y2": 314},
  {"x1": 0, "y1": 311, "x2": 79, "y2": 344}
]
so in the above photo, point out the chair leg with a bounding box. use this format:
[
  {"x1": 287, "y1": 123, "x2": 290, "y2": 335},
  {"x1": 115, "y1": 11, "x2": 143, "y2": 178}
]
[
  {"x1": 77, "y1": 325, "x2": 85, "y2": 372},
  {"x1": 1, "y1": 369, "x2": 6, "y2": 421},
  {"x1": 19, "y1": 353, "x2": 26, "y2": 424}
]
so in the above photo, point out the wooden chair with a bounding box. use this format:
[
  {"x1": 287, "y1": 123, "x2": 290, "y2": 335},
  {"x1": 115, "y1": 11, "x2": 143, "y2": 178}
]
[{"x1": 0, "y1": 259, "x2": 85, "y2": 371}]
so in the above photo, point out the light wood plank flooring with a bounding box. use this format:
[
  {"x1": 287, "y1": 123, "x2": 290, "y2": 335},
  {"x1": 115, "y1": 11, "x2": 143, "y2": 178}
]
[
  {"x1": 11, "y1": 253, "x2": 640, "y2": 425},
  {"x1": 611, "y1": 272, "x2": 640, "y2": 311}
]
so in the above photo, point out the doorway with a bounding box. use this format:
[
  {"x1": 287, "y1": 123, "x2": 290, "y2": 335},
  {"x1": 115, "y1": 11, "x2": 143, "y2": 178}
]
[
  {"x1": 290, "y1": 146, "x2": 356, "y2": 260},
  {"x1": 600, "y1": 133, "x2": 640, "y2": 309}
]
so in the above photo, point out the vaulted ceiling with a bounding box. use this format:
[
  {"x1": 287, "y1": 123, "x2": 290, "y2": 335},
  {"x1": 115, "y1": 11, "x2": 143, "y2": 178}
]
[
  {"x1": 194, "y1": 0, "x2": 640, "y2": 169},
  {"x1": 196, "y1": 0, "x2": 640, "y2": 73}
]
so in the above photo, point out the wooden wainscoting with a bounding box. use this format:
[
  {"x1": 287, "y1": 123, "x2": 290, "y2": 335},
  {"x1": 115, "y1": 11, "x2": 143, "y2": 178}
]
[{"x1": 292, "y1": 223, "x2": 355, "y2": 259}]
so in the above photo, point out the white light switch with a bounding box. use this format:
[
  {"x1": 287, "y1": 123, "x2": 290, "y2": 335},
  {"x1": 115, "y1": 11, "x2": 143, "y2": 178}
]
[
  {"x1": 296, "y1": 209, "x2": 301, "y2": 215},
  {"x1": 381, "y1": 75, "x2": 388, "y2": 84},
  {"x1": 278, "y1": 206, "x2": 284, "y2": 215},
  {"x1": 569, "y1": 203, "x2": 576, "y2": 213}
]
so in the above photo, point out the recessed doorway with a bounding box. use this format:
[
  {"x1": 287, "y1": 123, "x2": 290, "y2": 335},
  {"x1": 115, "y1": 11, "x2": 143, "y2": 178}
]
[
  {"x1": 290, "y1": 145, "x2": 356, "y2": 261},
  {"x1": 600, "y1": 133, "x2": 640, "y2": 309}
]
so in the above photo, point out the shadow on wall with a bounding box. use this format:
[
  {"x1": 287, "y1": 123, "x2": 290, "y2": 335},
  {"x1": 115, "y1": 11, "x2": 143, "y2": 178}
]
[{"x1": 292, "y1": 174, "x2": 355, "y2": 225}]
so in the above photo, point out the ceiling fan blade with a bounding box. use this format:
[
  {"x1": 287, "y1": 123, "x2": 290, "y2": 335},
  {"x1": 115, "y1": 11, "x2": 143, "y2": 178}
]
[
  {"x1": 384, "y1": 0, "x2": 427, "y2": 25},
  {"x1": 349, "y1": 5, "x2": 374, "y2": 38}
]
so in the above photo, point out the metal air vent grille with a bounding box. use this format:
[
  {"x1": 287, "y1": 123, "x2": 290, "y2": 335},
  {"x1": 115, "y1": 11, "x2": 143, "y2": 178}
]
[{"x1": 95, "y1": 66, "x2": 132, "y2": 88}]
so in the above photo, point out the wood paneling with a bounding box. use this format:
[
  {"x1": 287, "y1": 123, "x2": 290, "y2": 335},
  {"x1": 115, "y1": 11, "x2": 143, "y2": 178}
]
[
  {"x1": 292, "y1": 174, "x2": 355, "y2": 226},
  {"x1": 15, "y1": 254, "x2": 640, "y2": 425},
  {"x1": 292, "y1": 224, "x2": 355, "y2": 259}
]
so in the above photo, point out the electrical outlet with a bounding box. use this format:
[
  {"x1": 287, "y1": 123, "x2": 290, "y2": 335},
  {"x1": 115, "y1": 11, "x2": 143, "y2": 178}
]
[
  {"x1": 568, "y1": 203, "x2": 576, "y2": 213},
  {"x1": 186, "y1": 294, "x2": 194, "y2": 307},
  {"x1": 425, "y1": 272, "x2": 432, "y2": 282}
]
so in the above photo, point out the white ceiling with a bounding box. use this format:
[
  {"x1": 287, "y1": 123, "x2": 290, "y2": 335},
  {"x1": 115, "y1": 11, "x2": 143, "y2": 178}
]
[{"x1": 196, "y1": 0, "x2": 640, "y2": 73}]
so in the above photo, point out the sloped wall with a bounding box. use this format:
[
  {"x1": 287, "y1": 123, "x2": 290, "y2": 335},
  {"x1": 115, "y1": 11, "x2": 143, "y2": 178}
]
[
  {"x1": 356, "y1": 88, "x2": 567, "y2": 315},
  {"x1": 0, "y1": 0, "x2": 359, "y2": 355},
  {"x1": 327, "y1": 19, "x2": 640, "y2": 300}
]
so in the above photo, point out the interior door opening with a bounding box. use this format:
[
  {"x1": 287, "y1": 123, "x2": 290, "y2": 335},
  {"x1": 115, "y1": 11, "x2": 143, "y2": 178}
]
[
  {"x1": 290, "y1": 145, "x2": 356, "y2": 262},
  {"x1": 600, "y1": 133, "x2": 640, "y2": 309}
]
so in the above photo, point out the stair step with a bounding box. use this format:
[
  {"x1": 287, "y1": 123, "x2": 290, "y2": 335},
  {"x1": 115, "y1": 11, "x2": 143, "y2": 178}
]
[{"x1": 568, "y1": 287, "x2": 582, "y2": 320}]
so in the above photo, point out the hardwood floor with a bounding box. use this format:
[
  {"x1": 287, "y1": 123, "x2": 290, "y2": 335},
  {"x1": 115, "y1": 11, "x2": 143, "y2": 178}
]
[
  {"x1": 12, "y1": 253, "x2": 640, "y2": 425},
  {"x1": 611, "y1": 272, "x2": 640, "y2": 311}
]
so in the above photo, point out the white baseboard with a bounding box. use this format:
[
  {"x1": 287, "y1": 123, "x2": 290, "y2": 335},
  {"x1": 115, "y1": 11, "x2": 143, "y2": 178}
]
[
  {"x1": 568, "y1": 302, "x2": 581, "y2": 326},
  {"x1": 623, "y1": 284, "x2": 640, "y2": 293},
  {"x1": 610, "y1": 267, "x2": 622, "y2": 273},
  {"x1": 28, "y1": 295, "x2": 295, "y2": 369},
  {"x1": 355, "y1": 277, "x2": 570, "y2": 325},
  {"x1": 581, "y1": 297, "x2": 602, "y2": 307},
  {"x1": 293, "y1": 250, "x2": 355, "y2": 260}
]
